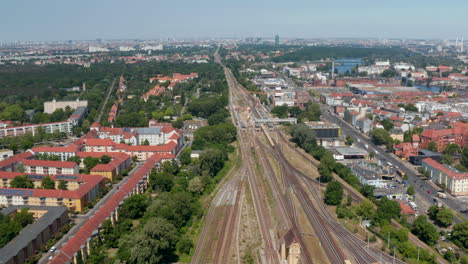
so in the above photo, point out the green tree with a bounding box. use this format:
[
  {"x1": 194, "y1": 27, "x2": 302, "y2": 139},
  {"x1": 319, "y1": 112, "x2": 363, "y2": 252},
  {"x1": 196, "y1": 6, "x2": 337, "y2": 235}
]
[
  {"x1": 370, "y1": 128, "x2": 393, "y2": 146},
  {"x1": 67, "y1": 156, "x2": 82, "y2": 164},
  {"x1": 407, "y1": 185, "x2": 415, "y2": 196},
  {"x1": 404, "y1": 103, "x2": 418, "y2": 112},
  {"x1": 345, "y1": 136, "x2": 354, "y2": 146},
  {"x1": 271, "y1": 105, "x2": 289, "y2": 118},
  {"x1": 433, "y1": 207, "x2": 453, "y2": 227},
  {"x1": 318, "y1": 162, "x2": 333, "y2": 183},
  {"x1": 188, "y1": 177, "x2": 204, "y2": 194},
  {"x1": 142, "y1": 139, "x2": 150, "y2": 146},
  {"x1": 179, "y1": 148, "x2": 192, "y2": 165},
  {"x1": 380, "y1": 119, "x2": 394, "y2": 131},
  {"x1": 199, "y1": 148, "x2": 227, "y2": 177},
  {"x1": 41, "y1": 176, "x2": 55, "y2": 189},
  {"x1": 177, "y1": 237, "x2": 194, "y2": 255},
  {"x1": 100, "y1": 155, "x2": 112, "y2": 164},
  {"x1": 324, "y1": 181, "x2": 343, "y2": 205},
  {"x1": 375, "y1": 197, "x2": 401, "y2": 224},
  {"x1": 461, "y1": 146, "x2": 468, "y2": 169},
  {"x1": 10, "y1": 175, "x2": 34, "y2": 189},
  {"x1": 288, "y1": 106, "x2": 303, "y2": 117},
  {"x1": 145, "y1": 192, "x2": 199, "y2": 229},
  {"x1": 118, "y1": 217, "x2": 178, "y2": 264},
  {"x1": 355, "y1": 200, "x2": 374, "y2": 219},
  {"x1": 451, "y1": 221, "x2": 468, "y2": 249},
  {"x1": 207, "y1": 109, "x2": 229, "y2": 125},
  {"x1": 150, "y1": 172, "x2": 174, "y2": 192},
  {"x1": 84, "y1": 156, "x2": 100, "y2": 172},
  {"x1": 441, "y1": 154, "x2": 453, "y2": 165},
  {"x1": 443, "y1": 143, "x2": 461, "y2": 155},
  {"x1": 58, "y1": 180, "x2": 67, "y2": 190},
  {"x1": 412, "y1": 215, "x2": 439, "y2": 246},
  {"x1": 444, "y1": 250, "x2": 457, "y2": 263},
  {"x1": 427, "y1": 141, "x2": 438, "y2": 152},
  {"x1": 360, "y1": 184, "x2": 375, "y2": 198},
  {"x1": 14, "y1": 208, "x2": 34, "y2": 227},
  {"x1": 120, "y1": 194, "x2": 148, "y2": 219}
]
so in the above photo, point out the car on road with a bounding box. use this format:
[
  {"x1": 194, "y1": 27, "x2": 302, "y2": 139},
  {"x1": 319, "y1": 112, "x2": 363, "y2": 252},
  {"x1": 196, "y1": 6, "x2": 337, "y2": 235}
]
[{"x1": 49, "y1": 246, "x2": 56, "y2": 253}]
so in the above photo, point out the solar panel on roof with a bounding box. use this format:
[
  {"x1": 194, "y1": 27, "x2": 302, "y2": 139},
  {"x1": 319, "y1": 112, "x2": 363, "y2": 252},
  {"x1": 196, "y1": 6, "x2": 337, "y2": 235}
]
[
  {"x1": 0, "y1": 189, "x2": 33, "y2": 196},
  {"x1": 55, "y1": 175, "x2": 77, "y2": 180},
  {"x1": 27, "y1": 174, "x2": 45, "y2": 180}
]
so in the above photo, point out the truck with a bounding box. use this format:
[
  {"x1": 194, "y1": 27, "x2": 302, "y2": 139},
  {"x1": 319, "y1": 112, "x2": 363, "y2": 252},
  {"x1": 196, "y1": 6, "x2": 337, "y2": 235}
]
[
  {"x1": 409, "y1": 201, "x2": 418, "y2": 210},
  {"x1": 437, "y1": 192, "x2": 447, "y2": 199}
]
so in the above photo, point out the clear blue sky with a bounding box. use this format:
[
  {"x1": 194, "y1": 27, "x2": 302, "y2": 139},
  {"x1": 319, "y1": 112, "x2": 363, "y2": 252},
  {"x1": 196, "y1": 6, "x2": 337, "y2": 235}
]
[{"x1": 1, "y1": 0, "x2": 467, "y2": 41}]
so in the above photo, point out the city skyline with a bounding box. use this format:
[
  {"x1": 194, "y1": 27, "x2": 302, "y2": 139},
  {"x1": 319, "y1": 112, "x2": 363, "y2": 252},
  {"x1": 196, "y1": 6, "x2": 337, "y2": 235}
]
[{"x1": 1, "y1": 0, "x2": 468, "y2": 41}]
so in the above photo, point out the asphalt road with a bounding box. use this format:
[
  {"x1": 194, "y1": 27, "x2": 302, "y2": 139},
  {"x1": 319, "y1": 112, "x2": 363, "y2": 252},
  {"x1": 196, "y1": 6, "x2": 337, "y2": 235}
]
[
  {"x1": 38, "y1": 162, "x2": 143, "y2": 264},
  {"x1": 321, "y1": 107, "x2": 468, "y2": 220}
]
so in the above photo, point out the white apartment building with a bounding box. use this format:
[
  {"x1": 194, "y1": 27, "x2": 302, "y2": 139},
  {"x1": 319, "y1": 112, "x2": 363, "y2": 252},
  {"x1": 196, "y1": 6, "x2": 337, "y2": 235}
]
[
  {"x1": 23, "y1": 160, "x2": 79, "y2": 176},
  {"x1": 44, "y1": 99, "x2": 88, "y2": 114}
]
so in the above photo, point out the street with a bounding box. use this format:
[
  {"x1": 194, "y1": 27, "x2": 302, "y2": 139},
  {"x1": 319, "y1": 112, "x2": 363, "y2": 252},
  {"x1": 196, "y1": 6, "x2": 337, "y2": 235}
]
[
  {"x1": 38, "y1": 162, "x2": 143, "y2": 264},
  {"x1": 321, "y1": 106, "x2": 468, "y2": 220}
]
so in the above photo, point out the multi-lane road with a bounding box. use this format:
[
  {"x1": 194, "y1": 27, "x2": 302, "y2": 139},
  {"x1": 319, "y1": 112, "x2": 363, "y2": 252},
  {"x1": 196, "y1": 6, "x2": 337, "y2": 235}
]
[{"x1": 321, "y1": 106, "x2": 468, "y2": 219}]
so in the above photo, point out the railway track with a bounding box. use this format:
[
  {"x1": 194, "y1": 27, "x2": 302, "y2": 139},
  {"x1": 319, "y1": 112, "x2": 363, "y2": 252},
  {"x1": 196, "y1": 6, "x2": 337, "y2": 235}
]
[{"x1": 208, "y1": 53, "x2": 405, "y2": 263}]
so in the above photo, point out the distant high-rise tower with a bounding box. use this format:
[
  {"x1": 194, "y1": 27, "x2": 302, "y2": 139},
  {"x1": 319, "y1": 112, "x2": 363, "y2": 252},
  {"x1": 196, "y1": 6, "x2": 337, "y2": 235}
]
[{"x1": 275, "y1": 35, "x2": 280, "y2": 45}]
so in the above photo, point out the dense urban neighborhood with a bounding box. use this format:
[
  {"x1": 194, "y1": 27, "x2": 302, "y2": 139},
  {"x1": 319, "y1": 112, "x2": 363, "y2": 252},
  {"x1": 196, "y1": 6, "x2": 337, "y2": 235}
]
[{"x1": 0, "y1": 35, "x2": 467, "y2": 264}]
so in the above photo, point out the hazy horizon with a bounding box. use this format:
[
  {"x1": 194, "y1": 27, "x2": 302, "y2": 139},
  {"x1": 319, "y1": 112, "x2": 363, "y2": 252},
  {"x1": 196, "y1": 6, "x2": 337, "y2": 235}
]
[{"x1": 1, "y1": 0, "x2": 467, "y2": 42}]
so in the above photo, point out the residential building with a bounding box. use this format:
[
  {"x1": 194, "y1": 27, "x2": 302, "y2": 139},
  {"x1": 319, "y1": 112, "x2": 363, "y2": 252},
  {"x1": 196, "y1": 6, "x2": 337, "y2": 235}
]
[
  {"x1": 392, "y1": 134, "x2": 420, "y2": 160},
  {"x1": 31, "y1": 145, "x2": 80, "y2": 161},
  {"x1": 0, "y1": 149, "x2": 14, "y2": 161},
  {"x1": 0, "y1": 174, "x2": 104, "y2": 212},
  {"x1": 68, "y1": 106, "x2": 88, "y2": 126},
  {"x1": 49, "y1": 153, "x2": 171, "y2": 264},
  {"x1": 0, "y1": 121, "x2": 74, "y2": 138},
  {"x1": 44, "y1": 99, "x2": 88, "y2": 114},
  {"x1": 420, "y1": 122, "x2": 468, "y2": 152},
  {"x1": 0, "y1": 206, "x2": 68, "y2": 264},
  {"x1": 355, "y1": 118, "x2": 373, "y2": 133},
  {"x1": 0, "y1": 151, "x2": 34, "y2": 172},
  {"x1": 0, "y1": 172, "x2": 84, "y2": 190},
  {"x1": 76, "y1": 152, "x2": 131, "y2": 177},
  {"x1": 22, "y1": 160, "x2": 79, "y2": 175},
  {"x1": 422, "y1": 158, "x2": 468, "y2": 196}
]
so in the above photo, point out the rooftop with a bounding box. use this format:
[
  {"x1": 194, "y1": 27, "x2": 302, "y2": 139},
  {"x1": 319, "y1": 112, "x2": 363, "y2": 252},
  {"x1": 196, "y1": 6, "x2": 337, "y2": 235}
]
[{"x1": 0, "y1": 206, "x2": 68, "y2": 264}]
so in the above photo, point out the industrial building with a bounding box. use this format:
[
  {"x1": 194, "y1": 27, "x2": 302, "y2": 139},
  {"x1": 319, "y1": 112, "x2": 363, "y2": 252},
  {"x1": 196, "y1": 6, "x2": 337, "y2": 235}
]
[{"x1": 304, "y1": 121, "x2": 341, "y2": 138}]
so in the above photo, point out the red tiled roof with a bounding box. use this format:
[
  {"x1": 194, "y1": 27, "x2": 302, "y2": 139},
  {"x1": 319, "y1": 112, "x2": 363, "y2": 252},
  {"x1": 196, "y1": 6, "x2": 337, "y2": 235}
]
[
  {"x1": 0, "y1": 151, "x2": 33, "y2": 169},
  {"x1": 399, "y1": 201, "x2": 416, "y2": 215},
  {"x1": 22, "y1": 159, "x2": 77, "y2": 169},
  {"x1": 85, "y1": 138, "x2": 116, "y2": 146},
  {"x1": 31, "y1": 145, "x2": 79, "y2": 153},
  {"x1": 91, "y1": 163, "x2": 115, "y2": 172},
  {"x1": 0, "y1": 174, "x2": 104, "y2": 199},
  {"x1": 90, "y1": 122, "x2": 101, "y2": 127},
  {"x1": 390, "y1": 116, "x2": 405, "y2": 122},
  {"x1": 123, "y1": 141, "x2": 177, "y2": 152},
  {"x1": 423, "y1": 158, "x2": 468, "y2": 180},
  {"x1": 49, "y1": 153, "x2": 170, "y2": 264},
  {"x1": 76, "y1": 152, "x2": 130, "y2": 160},
  {"x1": 412, "y1": 134, "x2": 420, "y2": 142}
]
